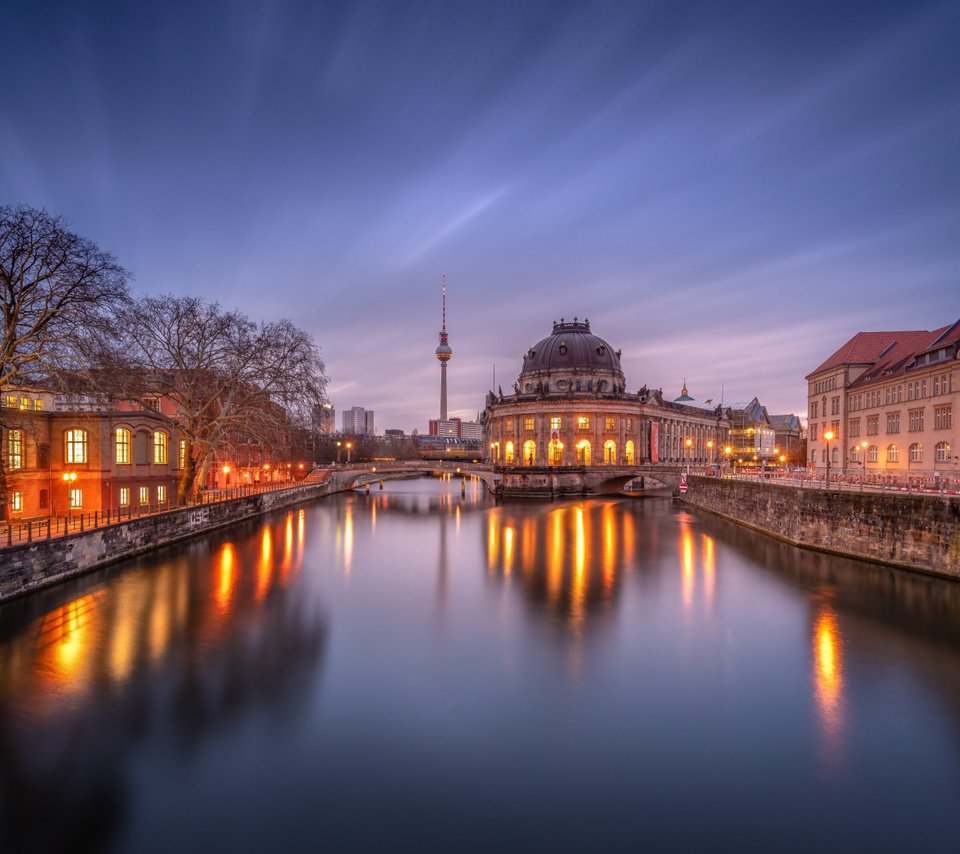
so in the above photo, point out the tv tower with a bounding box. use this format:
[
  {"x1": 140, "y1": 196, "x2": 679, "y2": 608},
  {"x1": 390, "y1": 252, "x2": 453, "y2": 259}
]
[{"x1": 435, "y1": 274, "x2": 452, "y2": 420}]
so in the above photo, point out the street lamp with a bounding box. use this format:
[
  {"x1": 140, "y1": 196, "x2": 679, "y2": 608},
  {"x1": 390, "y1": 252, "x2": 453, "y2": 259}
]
[
  {"x1": 859, "y1": 440, "x2": 869, "y2": 491},
  {"x1": 222, "y1": 464, "x2": 231, "y2": 488},
  {"x1": 684, "y1": 437, "x2": 693, "y2": 475},
  {"x1": 823, "y1": 430, "x2": 835, "y2": 489},
  {"x1": 706, "y1": 439, "x2": 714, "y2": 474},
  {"x1": 724, "y1": 446, "x2": 732, "y2": 477},
  {"x1": 346, "y1": 442, "x2": 353, "y2": 464},
  {"x1": 336, "y1": 440, "x2": 342, "y2": 464}
]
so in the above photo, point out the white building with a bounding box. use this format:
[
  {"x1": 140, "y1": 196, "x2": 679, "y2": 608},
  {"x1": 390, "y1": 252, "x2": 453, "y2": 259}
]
[{"x1": 342, "y1": 406, "x2": 375, "y2": 436}]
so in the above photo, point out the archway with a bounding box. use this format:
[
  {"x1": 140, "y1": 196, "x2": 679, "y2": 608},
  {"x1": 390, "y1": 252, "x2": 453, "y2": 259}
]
[
  {"x1": 523, "y1": 440, "x2": 536, "y2": 466},
  {"x1": 603, "y1": 439, "x2": 616, "y2": 465},
  {"x1": 625, "y1": 440, "x2": 635, "y2": 465},
  {"x1": 505, "y1": 440, "x2": 515, "y2": 464},
  {"x1": 575, "y1": 439, "x2": 591, "y2": 466},
  {"x1": 549, "y1": 440, "x2": 563, "y2": 466}
]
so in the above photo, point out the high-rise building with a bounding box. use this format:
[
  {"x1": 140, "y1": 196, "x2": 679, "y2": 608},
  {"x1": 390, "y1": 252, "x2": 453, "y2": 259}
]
[
  {"x1": 435, "y1": 275, "x2": 452, "y2": 420},
  {"x1": 342, "y1": 406, "x2": 375, "y2": 436}
]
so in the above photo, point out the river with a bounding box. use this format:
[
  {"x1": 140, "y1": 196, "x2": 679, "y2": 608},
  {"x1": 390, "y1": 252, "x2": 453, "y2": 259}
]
[{"x1": 1, "y1": 476, "x2": 959, "y2": 852}]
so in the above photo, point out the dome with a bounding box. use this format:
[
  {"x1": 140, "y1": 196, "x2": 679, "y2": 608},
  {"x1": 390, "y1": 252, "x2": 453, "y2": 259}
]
[{"x1": 518, "y1": 318, "x2": 625, "y2": 396}]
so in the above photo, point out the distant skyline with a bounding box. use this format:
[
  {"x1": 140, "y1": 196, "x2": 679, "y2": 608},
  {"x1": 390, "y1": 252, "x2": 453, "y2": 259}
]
[{"x1": 4, "y1": 0, "x2": 959, "y2": 432}]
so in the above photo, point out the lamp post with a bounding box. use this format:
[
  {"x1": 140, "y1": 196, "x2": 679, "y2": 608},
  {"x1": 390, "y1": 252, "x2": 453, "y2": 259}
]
[
  {"x1": 724, "y1": 446, "x2": 732, "y2": 478},
  {"x1": 684, "y1": 437, "x2": 693, "y2": 475},
  {"x1": 823, "y1": 430, "x2": 834, "y2": 489},
  {"x1": 706, "y1": 439, "x2": 714, "y2": 474},
  {"x1": 336, "y1": 441, "x2": 342, "y2": 464},
  {"x1": 62, "y1": 471, "x2": 77, "y2": 516},
  {"x1": 346, "y1": 442, "x2": 353, "y2": 464},
  {"x1": 859, "y1": 440, "x2": 869, "y2": 491}
]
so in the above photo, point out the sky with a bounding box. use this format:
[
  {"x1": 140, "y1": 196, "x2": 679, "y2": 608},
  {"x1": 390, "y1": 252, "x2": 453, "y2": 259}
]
[{"x1": 3, "y1": 0, "x2": 959, "y2": 433}]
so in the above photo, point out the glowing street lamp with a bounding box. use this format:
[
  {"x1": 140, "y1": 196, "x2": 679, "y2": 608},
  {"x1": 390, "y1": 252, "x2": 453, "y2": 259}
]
[
  {"x1": 684, "y1": 437, "x2": 693, "y2": 475},
  {"x1": 859, "y1": 440, "x2": 869, "y2": 490},
  {"x1": 346, "y1": 442, "x2": 353, "y2": 464},
  {"x1": 823, "y1": 430, "x2": 835, "y2": 489},
  {"x1": 336, "y1": 440, "x2": 342, "y2": 464},
  {"x1": 706, "y1": 439, "x2": 714, "y2": 473},
  {"x1": 222, "y1": 464, "x2": 231, "y2": 487},
  {"x1": 724, "y1": 446, "x2": 732, "y2": 477}
]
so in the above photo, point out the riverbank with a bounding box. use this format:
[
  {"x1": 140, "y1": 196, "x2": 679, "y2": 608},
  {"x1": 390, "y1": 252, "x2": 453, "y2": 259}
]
[
  {"x1": 0, "y1": 479, "x2": 343, "y2": 602},
  {"x1": 682, "y1": 475, "x2": 960, "y2": 580}
]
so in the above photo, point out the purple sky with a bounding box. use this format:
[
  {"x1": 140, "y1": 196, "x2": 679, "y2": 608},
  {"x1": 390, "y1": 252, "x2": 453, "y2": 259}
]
[{"x1": 4, "y1": 1, "x2": 958, "y2": 432}]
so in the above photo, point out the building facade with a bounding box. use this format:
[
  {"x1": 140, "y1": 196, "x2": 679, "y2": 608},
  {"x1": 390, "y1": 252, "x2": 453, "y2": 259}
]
[
  {"x1": 482, "y1": 319, "x2": 728, "y2": 467},
  {"x1": 806, "y1": 320, "x2": 958, "y2": 480},
  {"x1": 2, "y1": 387, "x2": 181, "y2": 520},
  {"x1": 342, "y1": 406, "x2": 375, "y2": 436}
]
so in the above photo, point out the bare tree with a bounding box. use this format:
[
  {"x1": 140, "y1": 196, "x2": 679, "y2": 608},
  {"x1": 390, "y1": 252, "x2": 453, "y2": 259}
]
[
  {"x1": 1, "y1": 206, "x2": 129, "y2": 520},
  {"x1": 95, "y1": 294, "x2": 327, "y2": 503}
]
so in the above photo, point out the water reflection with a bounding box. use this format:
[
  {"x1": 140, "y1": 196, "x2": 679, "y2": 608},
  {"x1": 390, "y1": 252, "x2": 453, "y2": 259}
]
[
  {"x1": 813, "y1": 604, "x2": 845, "y2": 768},
  {"x1": 0, "y1": 509, "x2": 327, "y2": 853}
]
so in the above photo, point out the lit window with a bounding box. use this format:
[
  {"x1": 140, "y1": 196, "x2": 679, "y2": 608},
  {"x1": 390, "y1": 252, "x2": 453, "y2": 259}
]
[
  {"x1": 179, "y1": 439, "x2": 187, "y2": 469},
  {"x1": 4, "y1": 394, "x2": 15, "y2": 408},
  {"x1": 936, "y1": 441, "x2": 951, "y2": 463},
  {"x1": 157, "y1": 485, "x2": 167, "y2": 504},
  {"x1": 11, "y1": 491, "x2": 23, "y2": 513},
  {"x1": 65, "y1": 429, "x2": 88, "y2": 464},
  {"x1": 33, "y1": 399, "x2": 43, "y2": 411},
  {"x1": 8, "y1": 428, "x2": 23, "y2": 469},
  {"x1": 69, "y1": 488, "x2": 82, "y2": 509},
  {"x1": 577, "y1": 416, "x2": 590, "y2": 430},
  {"x1": 119, "y1": 487, "x2": 130, "y2": 507},
  {"x1": 139, "y1": 486, "x2": 150, "y2": 505},
  {"x1": 116, "y1": 428, "x2": 131, "y2": 464},
  {"x1": 153, "y1": 431, "x2": 168, "y2": 464},
  {"x1": 19, "y1": 397, "x2": 28, "y2": 410},
  {"x1": 524, "y1": 418, "x2": 534, "y2": 431},
  {"x1": 887, "y1": 444, "x2": 899, "y2": 463},
  {"x1": 504, "y1": 418, "x2": 513, "y2": 431},
  {"x1": 550, "y1": 416, "x2": 561, "y2": 430},
  {"x1": 605, "y1": 417, "x2": 616, "y2": 431},
  {"x1": 505, "y1": 441, "x2": 515, "y2": 464},
  {"x1": 868, "y1": 445, "x2": 878, "y2": 462}
]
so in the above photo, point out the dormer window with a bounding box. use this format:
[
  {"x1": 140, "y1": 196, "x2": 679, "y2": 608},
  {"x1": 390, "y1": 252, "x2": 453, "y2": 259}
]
[{"x1": 558, "y1": 342, "x2": 567, "y2": 355}]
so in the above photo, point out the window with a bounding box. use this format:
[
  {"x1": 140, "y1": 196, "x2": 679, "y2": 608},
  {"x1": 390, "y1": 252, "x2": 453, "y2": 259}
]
[
  {"x1": 851, "y1": 445, "x2": 862, "y2": 462},
  {"x1": 810, "y1": 402, "x2": 819, "y2": 418},
  {"x1": 868, "y1": 445, "x2": 878, "y2": 462},
  {"x1": 144, "y1": 398, "x2": 160, "y2": 411},
  {"x1": 625, "y1": 439, "x2": 635, "y2": 465},
  {"x1": 908, "y1": 409, "x2": 924, "y2": 432},
  {"x1": 831, "y1": 397, "x2": 840, "y2": 415},
  {"x1": 505, "y1": 441, "x2": 515, "y2": 464},
  {"x1": 604, "y1": 440, "x2": 616, "y2": 464},
  {"x1": 116, "y1": 427, "x2": 131, "y2": 464},
  {"x1": 887, "y1": 444, "x2": 899, "y2": 463},
  {"x1": 909, "y1": 443, "x2": 923, "y2": 462},
  {"x1": 524, "y1": 418, "x2": 534, "y2": 431},
  {"x1": 866, "y1": 416, "x2": 879, "y2": 435},
  {"x1": 504, "y1": 418, "x2": 514, "y2": 431},
  {"x1": 157, "y1": 485, "x2": 167, "y2": 504},
  {"x1": 832, "y1": 448, "x2": 839, "y2": 464},
  {"x1": 626, "y1": 417, "x2": 633, "y2": 431},
  {"x1": 549, "y1": 441, "x2": 563, "y2": 465},
  {"x1": 39, "y1": 489, "x2": 48, "y2": 509},
  {"x1": 139, "y1": 486, "x2": 150, "y2": 505},
  {"x1": 69, "y1": 488, "x2": 82, "y2": 509},
  {"x1": 605, "y1": 416, "x2": 616, "y2": 431},
  {"x1": 33, "y1": 399, "x2": 43, "y2": 411},
  {"x1": 153, "y1": 431, "x2": 167, "y2": 464},
  {"x1": 120, "y1": 487, "x2": 130, "y2": 507},
  {"x1": 523, "y1": 440, "x2": 536, "y2": 465},
  {"x1": 577, "y1": 416, "x2": 590, "y2": 430},
  {"x1": 550, "y1": 416, "x2": 561, "y2": 430},
  {"x1": 11, "y1": 491, "x2": 23, "y2": 513},
  {"x1": 8, "y1": 428, "x2": 23, "y2": 469},
  {"x1": 935, "y1": 441, "x2": 951, "y2": 463},
  {"x1": 65, "y1": 429, "x2": 88, "y2": 463},
  {"x1": 179, "y1": 439, "x2": 187, "y2": 469},
  {"x1": 809, "y1": 422, "x2": 817, "y2": 441},
  {"x1": 935, "y1": 406, "x2": 952, "y2": 430},
  {"x1": 886, "y1": 413, "x2": 900, "y2": 434},
  {"x1": 849, "y1": 419, "x2": 860, "y2": 437}
]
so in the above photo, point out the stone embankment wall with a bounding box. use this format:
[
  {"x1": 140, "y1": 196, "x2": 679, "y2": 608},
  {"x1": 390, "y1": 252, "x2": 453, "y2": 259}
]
[
  {"x1": 0, "y1": 480, "x2": 342, "y2": 602},
  {"x1": 683, "y1": 477, "x2": 960, "y2": 579}
]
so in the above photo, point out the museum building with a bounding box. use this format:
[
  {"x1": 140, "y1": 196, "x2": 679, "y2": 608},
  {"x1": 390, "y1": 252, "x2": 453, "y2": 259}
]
[{"x1": 482, "y1": 319, "x2": 728, "y2": 467}]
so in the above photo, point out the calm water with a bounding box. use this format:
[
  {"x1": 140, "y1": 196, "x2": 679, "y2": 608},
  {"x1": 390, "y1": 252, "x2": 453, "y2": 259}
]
[{"x1": 2, "y1": 477, "x2": 960, "y2": 852}]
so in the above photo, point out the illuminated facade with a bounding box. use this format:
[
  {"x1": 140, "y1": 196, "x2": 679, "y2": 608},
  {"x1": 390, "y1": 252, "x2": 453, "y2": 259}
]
[
  {"x1": 806, "y1": 320, "x2": 959, "y2": 479},
  {"x1": 482, "y1": 319, "x2": 727, "y2": 467}
]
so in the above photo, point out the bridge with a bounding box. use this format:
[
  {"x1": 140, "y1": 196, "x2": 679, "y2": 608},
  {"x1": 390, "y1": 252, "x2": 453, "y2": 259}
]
[{"x1": 315, "y1": 461, "x2": 688, "y2": 497}]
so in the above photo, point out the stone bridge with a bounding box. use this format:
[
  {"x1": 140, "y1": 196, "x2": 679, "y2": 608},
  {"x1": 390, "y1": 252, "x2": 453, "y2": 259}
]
[{"x1": 322, "y1": 461, "x2": 687, "y2": 497}]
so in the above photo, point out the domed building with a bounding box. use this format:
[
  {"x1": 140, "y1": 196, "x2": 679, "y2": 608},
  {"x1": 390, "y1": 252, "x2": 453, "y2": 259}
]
[{"x1": 483, "y1": 318, "x2": 728, "y2": 468}]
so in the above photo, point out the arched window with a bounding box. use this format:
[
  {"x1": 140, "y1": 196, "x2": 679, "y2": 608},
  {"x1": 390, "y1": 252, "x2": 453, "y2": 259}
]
[
  {"x1": 576, "y1": 440, "x2": 591, "y2": 466},
  {"x1": 625, "y1": 440, "x2": 635, "y2": 465},
  {"x1": 909, "y1": 443, "x2": 923, "y2": 462},
  {"x1": 850, "y1": 445, "x2": 861, "y2": 463},
  {"x1": 116, "y1": 427, "x2": 131, "y2": 464},
  {"x1": 65, "y1": 429, "x2": 88, "y2": 464},
  {"x1": 887, "y1": 444, "x2": 899, "y2": 463},
  {"x1": 505, "y1": 441, "x2": 515, "y2": 464},
  {"x1": 153, "y1": 431, "x2": 168, "y2": 464},
  {"x1": 868, "y1": 444, "x2": 878, "y2": 463},
  {"x1": 832, "y1": 447, "x2": 839, "y2": 464},
  {"x1": 523, "y1": 440, "x2": 536, "y2": 466},
  {"x1": 549, "y1": 440, "x2": 563, "y2": 465},
  {"x1": 604, "y1": 439, "x2": 616, "y2": 465},
  {"x1": 935, "y1": 441, "x2": 951, "y2": 463}
]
